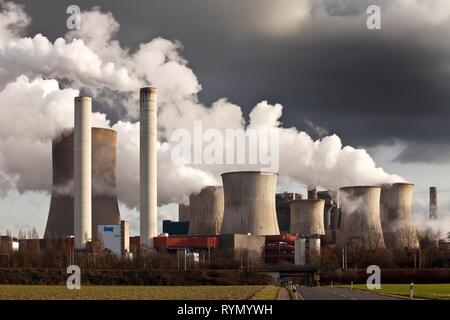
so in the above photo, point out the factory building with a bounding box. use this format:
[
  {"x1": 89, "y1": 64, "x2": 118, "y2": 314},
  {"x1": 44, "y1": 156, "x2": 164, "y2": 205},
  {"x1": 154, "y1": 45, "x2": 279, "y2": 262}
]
[
  {"x1": 265, "y1": 234, "x2": 296, "y2": 264},
  {"x1": 221, "y1": 171, "x2": 280, "y2": 236},
  {"x1": 163, "y1": 220, "x2": 189, "y2": 236},
  {"x1": 97, "y1": 220, "x2": 130, "y2": 256},
  {"x1": 317, "y1": 190, "x2": 339, "y2": 242}
]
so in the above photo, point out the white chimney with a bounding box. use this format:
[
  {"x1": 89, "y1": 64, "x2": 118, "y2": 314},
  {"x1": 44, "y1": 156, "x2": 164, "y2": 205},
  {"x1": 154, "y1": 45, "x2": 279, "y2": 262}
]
[
  {"x1": 140, "y1": 87, "x2": 158, "y2": 247},
  {"x1": 74, "y1": 96, "x2": 92, "y2": 249}
]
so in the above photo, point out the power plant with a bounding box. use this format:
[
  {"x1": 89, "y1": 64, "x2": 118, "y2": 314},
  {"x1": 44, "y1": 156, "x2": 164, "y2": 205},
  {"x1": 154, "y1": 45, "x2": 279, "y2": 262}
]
[
  {"x1": 188, "y1": 186, "x2": 224, "y2": 235},
  {"x1": 220, "y1": 171, "x2": 280, "y2": 236},
  {"x1": 29, "y1": 86, "x2": 433, "y2": 266}
]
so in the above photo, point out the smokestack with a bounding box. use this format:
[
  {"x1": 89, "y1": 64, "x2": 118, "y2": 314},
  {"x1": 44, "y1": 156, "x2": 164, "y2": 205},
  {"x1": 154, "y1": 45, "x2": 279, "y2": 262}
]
[
  {"x1": 74, "y1": 96, "x2": 92, "y2": 249},
  {"x1": 308, "y1": 186, "x2": 317, "y2": 200},
  {"x1": 140, "y1": 87, "x2": 158, "y2": 247},
  {"x1": 429, "y1": 187, "x2": 438, "y2": 220}
]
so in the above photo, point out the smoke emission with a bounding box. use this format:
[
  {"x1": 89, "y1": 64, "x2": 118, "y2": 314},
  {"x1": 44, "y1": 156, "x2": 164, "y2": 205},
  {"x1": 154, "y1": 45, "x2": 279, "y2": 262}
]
[{"x1": 0, "y1": 2, "x2": 404, "y2": 211}]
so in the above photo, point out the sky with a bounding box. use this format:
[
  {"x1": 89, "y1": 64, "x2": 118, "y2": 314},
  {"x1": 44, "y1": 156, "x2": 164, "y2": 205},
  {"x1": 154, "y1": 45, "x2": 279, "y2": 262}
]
[{"x1": 0, "y1": 0, "x2": 449, "y2": 237}]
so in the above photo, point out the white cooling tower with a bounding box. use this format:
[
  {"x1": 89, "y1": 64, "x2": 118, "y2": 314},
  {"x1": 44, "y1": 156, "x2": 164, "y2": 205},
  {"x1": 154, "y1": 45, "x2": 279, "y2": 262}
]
[
  {"x1": 189, "y1": 186, "x2": 224, "y2": 235},
  {"x1": 290, "y1": 199, "x2": 325, "y2": 237},
  {"x1": 381, "y1": 183, "x2": 419, "y2": 249},
  {"x1": 140, "y1": 87, "x2": 158, "y2": 247},
  {"x1": 339, "y1": 186, "x2": 385, "y2": 249},
  {"x1": 74, "y1": 96, "x2": 92, "y2": 249},
  {"x1": 220, "y1": 171, "x2": 280, "y2": 235}
]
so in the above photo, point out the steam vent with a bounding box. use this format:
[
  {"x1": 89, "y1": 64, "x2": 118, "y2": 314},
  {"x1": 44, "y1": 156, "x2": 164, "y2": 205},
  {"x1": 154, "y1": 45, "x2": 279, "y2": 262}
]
[
  {"x1": 44, "y1": 127, "x2": 121, "y2": 238},
  {"x1": 220, "y1": 171, "x2": 280, "y2": 236}
]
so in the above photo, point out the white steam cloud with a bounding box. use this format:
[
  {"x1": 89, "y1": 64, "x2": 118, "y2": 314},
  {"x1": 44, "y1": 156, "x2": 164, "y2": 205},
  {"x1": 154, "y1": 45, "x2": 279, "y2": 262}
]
[{"x1": 0, "y1": 2, "x2": 404, "y2": 213}]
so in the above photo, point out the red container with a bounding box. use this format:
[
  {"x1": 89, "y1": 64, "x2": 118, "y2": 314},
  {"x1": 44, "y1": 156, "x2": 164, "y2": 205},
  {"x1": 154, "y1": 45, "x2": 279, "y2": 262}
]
[
  {"x1": 153, "y1": 236, "x2": 220, "y2": 249},
  {"x1": 265, "y1": 234, "x2": 297, "y2": 243}
]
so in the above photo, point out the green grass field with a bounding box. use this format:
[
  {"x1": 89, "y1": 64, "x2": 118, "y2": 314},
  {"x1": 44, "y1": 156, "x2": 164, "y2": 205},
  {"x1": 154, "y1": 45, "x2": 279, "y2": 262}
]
[
  {"x1": 342, "y1": 284, "x2": 450, "y2": 300},
  {"x1": 0, "y1": 285, "x2": 278, "y2": 300}
]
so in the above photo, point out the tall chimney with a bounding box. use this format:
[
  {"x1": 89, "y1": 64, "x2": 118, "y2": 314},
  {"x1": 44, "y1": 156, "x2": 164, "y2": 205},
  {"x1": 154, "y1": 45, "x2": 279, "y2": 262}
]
[
  {"x1": 140, "y1": 87, "x2": 158, "y2": 247},
  {"x1": 74, "y1": 96, "x2": 92, "y2": 249},
  {"x1": 429, "y1": 187, "x2": 438, "y2": 220}
]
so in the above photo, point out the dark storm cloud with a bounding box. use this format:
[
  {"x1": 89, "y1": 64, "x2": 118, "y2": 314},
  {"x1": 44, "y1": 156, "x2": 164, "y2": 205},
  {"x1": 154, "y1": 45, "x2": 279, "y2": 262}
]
[
  {"x1": 12, "y1": 0, "x2": 450, "y2": 163},
  {"x1": 395, "y1": 143, "x2": 450, "y2": 164}
]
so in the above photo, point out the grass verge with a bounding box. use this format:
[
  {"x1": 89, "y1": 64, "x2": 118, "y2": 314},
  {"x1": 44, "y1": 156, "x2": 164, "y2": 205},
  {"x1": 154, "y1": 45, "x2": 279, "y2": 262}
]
[
  {"x1": 339, "y1": 284, "x2": 450, "y2": 300},
  {"x1": 251, "y1": 285, "x2": 280, "y2": 300}
]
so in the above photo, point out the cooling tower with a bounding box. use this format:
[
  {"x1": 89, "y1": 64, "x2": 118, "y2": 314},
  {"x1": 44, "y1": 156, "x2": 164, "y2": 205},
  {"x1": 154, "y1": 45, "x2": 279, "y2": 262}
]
[
  {"x1": 381, "y1": 183, "x2": 419, "y2": 249},
  {"x1": 339, "y1": 186, "x2": 385, "y2": 249},
  {"x1": 178, "y1": 204, "x2": 190, "y2": 222},
  {"x1": 221, "y1": 171, "x2": 280, "y2": 235},
  {"x1": 74, "y1": 96, "x2": 92, "y2": 249},
  {"x1": 188, "y1": 186, "x2": 224, "y2": 235},
  {"x1": 290, "y1": 200, "x2": 325, "y2": 237},
  {"x1": 429, "y1": 187, "x2": 438, "y2": 220},
  {"x1": 140, "y1": 86, "x2": 158, "y2": 248},
  {"x1": 45, "y1": 127, "x2": 120, "y2": 239}
]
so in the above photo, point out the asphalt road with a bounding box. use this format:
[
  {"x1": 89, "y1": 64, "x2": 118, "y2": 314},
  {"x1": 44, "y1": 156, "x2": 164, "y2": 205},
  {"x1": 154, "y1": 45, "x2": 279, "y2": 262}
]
[{"x1": 295, "y1": 287, "x2": 401, "y2": 300}]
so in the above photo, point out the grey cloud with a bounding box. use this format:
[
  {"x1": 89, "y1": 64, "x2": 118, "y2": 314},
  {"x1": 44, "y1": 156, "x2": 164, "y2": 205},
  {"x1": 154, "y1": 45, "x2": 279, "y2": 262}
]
[{"x1": 12, "y1": 0, "x2": 450, "y2": 163}]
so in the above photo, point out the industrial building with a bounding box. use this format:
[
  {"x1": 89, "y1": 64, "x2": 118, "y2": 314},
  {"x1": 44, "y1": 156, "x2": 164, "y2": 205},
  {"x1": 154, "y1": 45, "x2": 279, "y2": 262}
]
[
  {"x1": 163, "y1": 220, "x2": 189, "y2": 236},
  {"x1": 276, "y1": 192, "x2": 301, "y2": 233},
  {"x1": 97, "y1": 221, "x2": 130, "y2": 256},
  {"x1": 26, "y1": 85, "x2": 434, "y2": 268}
]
